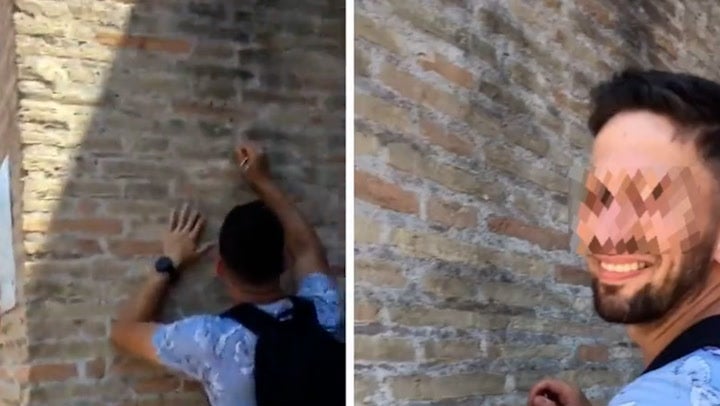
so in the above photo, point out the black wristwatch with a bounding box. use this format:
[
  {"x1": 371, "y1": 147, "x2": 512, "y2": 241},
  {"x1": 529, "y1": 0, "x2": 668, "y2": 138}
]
[{"x1": 154, "y1": 256, "x2": 179, "y2": 282}]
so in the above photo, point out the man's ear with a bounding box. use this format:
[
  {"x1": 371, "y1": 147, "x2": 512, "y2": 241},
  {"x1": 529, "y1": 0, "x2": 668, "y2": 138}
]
[
  {"x1": 216, "y1": 258, "x2": 225, "y2": 278},
  {"x1": 712, "y1": 228, "x2": 720, "y2": 262},
  {"x1": 280, "y1": 271, "x2": 296, "y2": 294}
]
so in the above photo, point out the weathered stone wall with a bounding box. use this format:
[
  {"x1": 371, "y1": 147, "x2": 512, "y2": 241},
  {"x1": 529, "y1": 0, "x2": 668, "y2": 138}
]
[
  {"x1": 354, "y1": 0, "x2": 720, "y2": 405},
  {"x1": 0, "y1": 0, "x2": 27, "y2": 404},
  {"x1": 3, "y1": 0, "x2": 345, "y2": 404},
  {"x1": 0, "y1": 0, "x2": 19, "y2": 160}
]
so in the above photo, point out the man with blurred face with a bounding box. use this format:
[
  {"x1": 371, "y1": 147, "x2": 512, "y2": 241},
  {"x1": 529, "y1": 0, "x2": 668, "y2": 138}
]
[
  {"x1": 109, "y1": 143, "x2": 344, "y2": 406},
  {"x1": 528, "y1": 70, "x2": 720, "y2": 406}
]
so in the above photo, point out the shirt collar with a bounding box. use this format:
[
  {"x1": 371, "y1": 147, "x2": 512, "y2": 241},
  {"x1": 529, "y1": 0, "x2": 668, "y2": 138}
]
[{"x1": 643, "y1": 315, "x2": 720, "y2": 374}]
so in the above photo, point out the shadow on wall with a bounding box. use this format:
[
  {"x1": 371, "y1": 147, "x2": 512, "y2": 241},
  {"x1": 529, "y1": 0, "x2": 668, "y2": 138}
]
[{"x1": 16, "y1": 0, "x2": 344, "y2": 403}]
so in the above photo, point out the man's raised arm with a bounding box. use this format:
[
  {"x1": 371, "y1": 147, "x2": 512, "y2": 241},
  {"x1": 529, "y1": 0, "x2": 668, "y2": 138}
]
[{"x1": 235, "y1": 143, "x2": 330, "y2": 279}]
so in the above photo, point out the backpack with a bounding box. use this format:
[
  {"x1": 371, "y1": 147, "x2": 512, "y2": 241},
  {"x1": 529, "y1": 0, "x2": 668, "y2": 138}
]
[{"x1": 219, "y1": 296, "x2": 345, "y2": 406}]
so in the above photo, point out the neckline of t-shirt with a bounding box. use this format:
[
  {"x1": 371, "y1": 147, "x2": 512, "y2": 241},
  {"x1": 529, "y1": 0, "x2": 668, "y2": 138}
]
[{"x1": 643, "y1": 314, "x2": 720, "y2": 375}]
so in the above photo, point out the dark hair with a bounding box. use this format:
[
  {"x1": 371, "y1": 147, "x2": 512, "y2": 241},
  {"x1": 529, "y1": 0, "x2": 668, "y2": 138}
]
[
  {"x1": 218, "y1": 200, "x2": 285, "y2": 285},
  {"x1": 588, "y1": 69, "x2": 720, "y2": 162}
]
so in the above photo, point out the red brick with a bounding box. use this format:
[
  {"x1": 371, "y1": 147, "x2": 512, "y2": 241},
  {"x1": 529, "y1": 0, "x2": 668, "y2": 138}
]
[
  {"x1": 552, "y1": 89, "x2": 588, "y2": 118},
  {"x1": 24, "y1": 218, "x2": 123, "y2": 235},
  {"x1": 26, "y1": 236, "x2": 104, "y2": 257},
  {"x1": 172, "y1": 101, "x2": 256, "y2": 121},
  {"x1": 85, "y1": 358, "x2": 105, "y2": 379},
  {"x1": 356, "y1": 302, "x2": 381, "y2": 324},
  {"x1": 193, "y1": 42, "x2": 235, "y2": 59},
  {"x1": 107, "y1": 240, "x2": 163, "y2": 257},
  {"x1": 427, "y1": 198, "x2": 477, "y2": 229},
  {"x1": 654, "y1": 34, "x2": 679, "y2": 60},
  {"x1": 356, "y1": 259, "x2": 407, "y2": 288},
  {"x1": 110, "y1": 357, "x2": 167, "y2": 377},
  {"x1": 577, "y1": 345, "x2": 609, "y2": 362},
  {"x1": 133, "y1": 377, "x2": 182, "y2": 394},
  {"x1": 76, "y1": 199, "x2": 100, "y2": 216},
  {"x1": 95, "y1": 33, "x2": 192, "y2": 54},
  {"x1": 242, "y1": 90, "x2": 317, "y2": 105},
  {"x1": 356, "y1": 14, "x2": 401, "y2": 53},
  {"x1": 418, "y1": 53, "x2": 474, "y2": 88},
  {"x1": 419, "y1": 119, "x2": 474, "y2": 157},
  {"x1": 355, "y1": 93, "x2": 413, "y2": 134},
  {"x1": 26, "y1": 363, "x2": 77, "y2": 383},
  {"x1": 379, "y1": 64, "x2": 470, "y2": 119},
  {"x1": 543, "y1": 0, "x2": 561, "y2": 9},
  {"x1": 487, "y1": 216, "x2": 569, "y2": 251},
  {"x1": 573, "y1": 0, "x2": 614, "y2": 26},
  {"x1": 0, "y1": 366, "x2": 26, "y2": 381},
  {"x1": 355, "y1": 170, "x2": 419, "y2": 214},
  {"x1": 555, "y1": 265, "x2": 592, "y2": 286}
]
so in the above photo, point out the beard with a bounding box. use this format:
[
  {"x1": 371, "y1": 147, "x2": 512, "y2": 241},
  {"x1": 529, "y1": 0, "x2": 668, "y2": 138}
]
[{"x1": 591, "y1": 237, "x2": 716, "y2": 324}]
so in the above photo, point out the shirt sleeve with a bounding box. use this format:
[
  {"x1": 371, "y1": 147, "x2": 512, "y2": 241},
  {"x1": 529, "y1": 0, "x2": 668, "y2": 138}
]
[
  {"x1": 296, "y1": 273, "x2": 344, "y2": 341},
  {"x1": 151, "y1": 315, "x2": 219, "y2": 380}
]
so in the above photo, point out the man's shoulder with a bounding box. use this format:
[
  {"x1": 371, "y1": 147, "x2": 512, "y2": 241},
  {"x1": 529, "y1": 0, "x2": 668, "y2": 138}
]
[
  {"x1": 296, "y1": 273, "x2": 343, "y2": 339},
  {"x1": 610, "y1": 347, "x2": 720, "y2": 406},
  {"x1": 155, "y1": 313, "x2": 255, "y2": 347},
  {"x1": 169, "y1": 313, "x2": 242, "y2": 328},
  {"x1": 296, "y1": 272, "x2": 340, "y2": 295},
  {"x1": 157, "y1": 273, "x2": 342, "y2": 344}
]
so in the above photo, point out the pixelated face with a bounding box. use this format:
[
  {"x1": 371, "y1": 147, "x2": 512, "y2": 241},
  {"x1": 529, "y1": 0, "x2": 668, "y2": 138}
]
[{"x1": 572, "y1": 111, "x2": 720, "y2": 323}]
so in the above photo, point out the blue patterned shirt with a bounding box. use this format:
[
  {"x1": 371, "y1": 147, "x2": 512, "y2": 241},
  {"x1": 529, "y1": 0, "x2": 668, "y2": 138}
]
[
  {"x1": 610, "y1": 347, "x2": 720, "y2": 406},
  {"x1": 152, "y1": 273, "x2": 343, "y2": 406}
]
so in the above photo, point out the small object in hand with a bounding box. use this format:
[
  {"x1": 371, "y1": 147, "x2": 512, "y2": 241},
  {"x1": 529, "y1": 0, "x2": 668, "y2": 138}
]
[
  {"x1": 239, "y1": 157, "x2": 249, "y2": 170},
  {"x1": 542, "y1": 390, "x2": 561, "y2": 403}
]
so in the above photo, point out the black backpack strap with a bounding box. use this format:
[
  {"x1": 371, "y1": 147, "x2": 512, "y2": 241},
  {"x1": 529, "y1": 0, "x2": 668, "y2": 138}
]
[
  {"x1": 219, "y1": 303, "x2": 279, "y2": 336},
  {"x1": 287, "y1": 296, "x2": 319, "y2": 325},
  {"x1": 219, "y1": 297, "x2": 320, "y2": 334},
  {"x1": 219, "y1": 297, "x2": 343, "y2": 406}
]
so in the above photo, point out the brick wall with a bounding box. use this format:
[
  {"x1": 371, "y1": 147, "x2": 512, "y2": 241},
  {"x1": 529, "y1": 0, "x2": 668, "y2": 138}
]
[
  {"x1": 0, "y1": 0, "x2": 19, "y2": 159},
  {"x1": 355, "y1": 1, "x2": 720, "y2": 405},
  {"x1": 0, "y1": 0, "x2": 27, "y2": 404},
  {"x1": 5, "y1": 0, "x2": 344, "y2": 404}
]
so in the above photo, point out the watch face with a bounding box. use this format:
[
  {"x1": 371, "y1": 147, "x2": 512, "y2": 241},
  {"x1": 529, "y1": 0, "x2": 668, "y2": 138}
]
[{"x1": 155, "y1": 256, "x2": 175, "y2": 273}]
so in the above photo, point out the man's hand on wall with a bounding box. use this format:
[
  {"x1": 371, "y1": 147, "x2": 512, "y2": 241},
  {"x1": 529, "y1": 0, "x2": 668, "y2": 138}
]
[
  {"x1": 162, "y1": 204, "x2": 214, "y2": 270},
  {"x1": 528, "y1": 378, "x2": 593, "y2": 406},
  {"x1": 235, "y1": 142, "x2": 272, "y2": 187}
]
